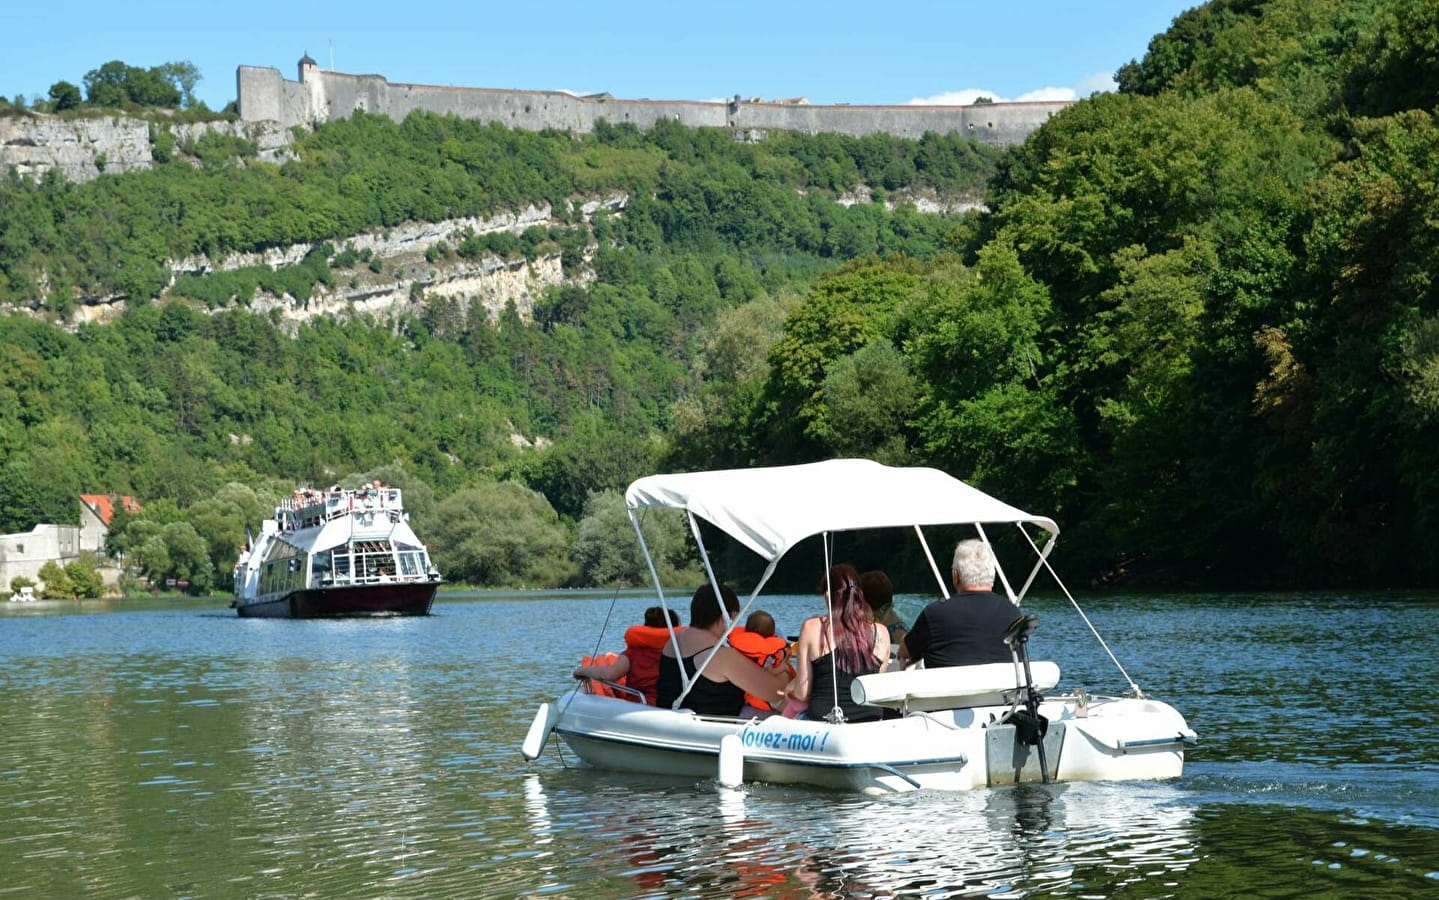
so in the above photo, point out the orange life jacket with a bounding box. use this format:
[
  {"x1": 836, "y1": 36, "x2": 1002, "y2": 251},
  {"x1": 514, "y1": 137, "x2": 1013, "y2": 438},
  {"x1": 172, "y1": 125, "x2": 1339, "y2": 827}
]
[
  {"x1": 579, "y1": 652, "x2": 625, "y2": 698},
  {"x1": 727, "y1": 628, "x2": 793, "y2": 712},
  {"x1": 623, "y1": 624, "x2": 682, "y2": 705}
]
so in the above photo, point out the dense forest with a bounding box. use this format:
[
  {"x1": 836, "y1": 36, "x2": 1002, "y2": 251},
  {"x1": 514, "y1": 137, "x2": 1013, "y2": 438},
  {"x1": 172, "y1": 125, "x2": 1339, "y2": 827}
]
[{"x1": 3, "y1": 0, "x2": 1438, "y2": 593}]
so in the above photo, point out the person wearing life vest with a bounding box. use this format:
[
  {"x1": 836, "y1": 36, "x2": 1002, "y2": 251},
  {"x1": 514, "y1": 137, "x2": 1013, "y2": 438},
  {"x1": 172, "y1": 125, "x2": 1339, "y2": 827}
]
[
  {"x1": 575, "y1": 651, "x2": 626, "y2": 698},
  {"x1": 728, "y1": 610, "x2": 794, "y2": 718},
  {"x1": 572, "y1": 606, "x2": 683, "y2": 705}
]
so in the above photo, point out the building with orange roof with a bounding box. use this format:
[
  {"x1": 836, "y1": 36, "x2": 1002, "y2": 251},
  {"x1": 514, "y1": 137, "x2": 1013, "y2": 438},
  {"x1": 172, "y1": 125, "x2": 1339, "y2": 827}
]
[
  {"x1": 79, "y1": 493, "x2": 141, "y2": 553},
  {"x1": 0, "y1": 494, "x2": 140, "y2": 596}
]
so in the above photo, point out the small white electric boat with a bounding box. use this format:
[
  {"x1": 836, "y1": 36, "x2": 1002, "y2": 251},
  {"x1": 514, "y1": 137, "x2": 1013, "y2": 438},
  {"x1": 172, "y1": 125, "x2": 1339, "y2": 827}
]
[{"x1": 522, "y1": 459, "x2": 1195, "y2": 794}]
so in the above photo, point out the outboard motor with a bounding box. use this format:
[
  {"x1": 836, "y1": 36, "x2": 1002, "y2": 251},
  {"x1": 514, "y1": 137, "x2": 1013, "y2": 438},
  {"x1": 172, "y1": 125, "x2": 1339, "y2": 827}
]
[{"x1": 1001, "y1": 614, "x2": 1050, "y2": 783}]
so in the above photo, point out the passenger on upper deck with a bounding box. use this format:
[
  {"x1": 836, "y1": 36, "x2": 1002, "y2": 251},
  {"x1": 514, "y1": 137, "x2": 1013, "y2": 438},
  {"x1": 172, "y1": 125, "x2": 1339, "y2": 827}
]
[
  {"x1": 655, "y1": 584, "x2": 789, "y2": 717},
  {"x1": 899, "y1": 538, "x2": 1018, "y2": 669}
]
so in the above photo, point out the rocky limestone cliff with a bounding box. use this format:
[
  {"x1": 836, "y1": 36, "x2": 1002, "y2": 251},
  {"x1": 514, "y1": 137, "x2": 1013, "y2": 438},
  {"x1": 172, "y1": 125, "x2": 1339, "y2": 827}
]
[
  {"x1": 249, "y1": 253, "x2": 571, "y2": 334},
  {"x1": 0, "y1": 116, "x2": 152, "y2": 180},
  {"x1": 172, "y1": 119, "x2": 295, "y2": 165},
  {"x1": 0, "y1": 114, "x2": 294, "y2": 181},
  {"x1": 62, "y1": 194, "x2": 625, "y2": 332}
]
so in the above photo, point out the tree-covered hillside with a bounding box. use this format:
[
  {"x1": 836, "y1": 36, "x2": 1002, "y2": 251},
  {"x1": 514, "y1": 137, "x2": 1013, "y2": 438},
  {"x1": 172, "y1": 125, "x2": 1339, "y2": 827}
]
[
  {"x1": 0, "y1": 112, "x2": 992, "y2": 309},
  {"x1": 6, "y1": 0, "x2": 1439, "y2": 592},
  {"x1": 0, "y1": 108, "x2": 996, "y2": 591},
  {"x1": 696, "y1": 0, "x2": 1439, "y2": 587}
]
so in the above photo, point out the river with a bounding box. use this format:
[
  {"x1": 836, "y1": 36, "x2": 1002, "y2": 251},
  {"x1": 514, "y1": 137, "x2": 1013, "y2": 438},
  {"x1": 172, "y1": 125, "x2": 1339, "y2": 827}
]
[{"x1": 1, "y1": 590, "x2": 1436, "y2": 898}]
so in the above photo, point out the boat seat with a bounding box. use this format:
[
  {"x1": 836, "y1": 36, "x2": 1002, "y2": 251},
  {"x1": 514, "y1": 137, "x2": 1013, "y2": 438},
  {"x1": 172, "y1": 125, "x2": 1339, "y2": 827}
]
[{"x1": 851, "y1": 661, "x2": 1061, "y2": 711}]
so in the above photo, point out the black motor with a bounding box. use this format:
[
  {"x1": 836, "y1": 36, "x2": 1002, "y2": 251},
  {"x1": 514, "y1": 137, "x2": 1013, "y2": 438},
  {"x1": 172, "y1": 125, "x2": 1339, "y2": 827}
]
[{"x1": 1001, "y1": 613, "x2": 1051, "y2": 781}]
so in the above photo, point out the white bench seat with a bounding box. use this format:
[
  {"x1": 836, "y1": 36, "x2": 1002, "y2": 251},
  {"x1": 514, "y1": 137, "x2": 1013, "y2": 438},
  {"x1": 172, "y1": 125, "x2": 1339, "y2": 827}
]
[{"x1": 851, "y1": 661, "x2": 1060, "y2": 711}]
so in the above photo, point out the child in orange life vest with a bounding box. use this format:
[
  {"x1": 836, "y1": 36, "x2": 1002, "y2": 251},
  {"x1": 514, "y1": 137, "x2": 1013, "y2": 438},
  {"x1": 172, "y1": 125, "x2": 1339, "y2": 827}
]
[
  {"x1": 728, "y1": 610, "x2": 794, "y2": 719},
  {"x1": 572, "y1": 606, "x2": 682, "y2": 705}
]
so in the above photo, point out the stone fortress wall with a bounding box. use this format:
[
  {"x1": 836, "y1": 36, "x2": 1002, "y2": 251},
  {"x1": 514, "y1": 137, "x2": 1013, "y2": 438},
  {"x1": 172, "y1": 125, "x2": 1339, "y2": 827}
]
[
  {"x1": 2, "y1": 60, "x2": 1066, "y2": 183},
  {"x1": 238, "y1": 59, "x2": 1069, "y2": 145}
]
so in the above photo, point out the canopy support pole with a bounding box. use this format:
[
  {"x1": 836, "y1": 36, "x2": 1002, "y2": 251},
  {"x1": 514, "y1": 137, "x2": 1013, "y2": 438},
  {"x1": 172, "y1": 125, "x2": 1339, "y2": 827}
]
[
  {"x1": 820, "y1": 533, "x2": 844, "y2": 724},
  {"x1": 1014, "y1": 525, "x2": 1058, "y2": 602},
  {"x1": 629, "y1": 507, "x2": 687, "y2": 701},
  {"x1": 1016, "y1": 525, "x2": 1143, "y2": 696},
  {"x1": 673, "y1": 511, "x2": 781, "y2": 709},
  {"x1": 914, "y1": 524, "x2": 949, "y2": 599},
  {"x1": 974, "y1": 523, "x2": 1017, "y2": 604}
]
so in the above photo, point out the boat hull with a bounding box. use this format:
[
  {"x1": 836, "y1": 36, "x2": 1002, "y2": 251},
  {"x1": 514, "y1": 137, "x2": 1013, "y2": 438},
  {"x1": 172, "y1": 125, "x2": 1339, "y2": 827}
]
[
  {"x1": 549, "y1": 689, "x2": 1192, "y2": 795},
  {"x1": 234, "y1": 581, "x2": 438, "y2": 618}
]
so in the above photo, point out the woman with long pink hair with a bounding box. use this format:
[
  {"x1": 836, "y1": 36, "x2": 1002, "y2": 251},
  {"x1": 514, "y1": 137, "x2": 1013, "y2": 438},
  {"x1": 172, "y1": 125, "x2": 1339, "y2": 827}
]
[{"x1": 786, "y1": 563, "x2": 891, "y2": 723}]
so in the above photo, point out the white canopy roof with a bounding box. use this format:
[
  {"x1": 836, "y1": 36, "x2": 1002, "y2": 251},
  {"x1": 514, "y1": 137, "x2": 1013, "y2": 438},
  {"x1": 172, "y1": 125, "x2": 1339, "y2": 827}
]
[{"x1": 625, "y1": 459, "x2": 1058, "y2": 563}]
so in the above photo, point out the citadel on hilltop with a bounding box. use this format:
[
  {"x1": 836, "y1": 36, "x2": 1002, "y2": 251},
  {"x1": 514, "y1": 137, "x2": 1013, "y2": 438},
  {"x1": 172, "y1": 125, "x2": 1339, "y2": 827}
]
[{"x1": 237, "y1": 56, "x2": 1069, "y2": 144}]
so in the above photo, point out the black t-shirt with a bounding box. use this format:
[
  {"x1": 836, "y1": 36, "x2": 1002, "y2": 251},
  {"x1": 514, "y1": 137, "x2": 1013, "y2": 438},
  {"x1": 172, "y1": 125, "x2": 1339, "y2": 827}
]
[{"x1": 903, "y1": 590, "x2": 1019, "y2": 668}]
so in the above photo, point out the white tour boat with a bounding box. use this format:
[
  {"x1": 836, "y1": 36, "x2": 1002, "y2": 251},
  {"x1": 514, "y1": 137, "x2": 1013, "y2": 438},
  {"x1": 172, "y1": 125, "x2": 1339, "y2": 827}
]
[
  {"x1": 522, "y1": 459, "x2": 1195, "y2": 794},
  {"x1": 232, "y1": 483, "x2": 442, "y2": 618}
]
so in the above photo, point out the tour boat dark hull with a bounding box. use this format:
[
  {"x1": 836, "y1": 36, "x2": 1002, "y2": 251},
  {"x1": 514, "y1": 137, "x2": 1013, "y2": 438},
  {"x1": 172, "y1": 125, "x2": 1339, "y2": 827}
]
[{"x1": 235, "y1": 581, "x2": 439, "y2": 619}]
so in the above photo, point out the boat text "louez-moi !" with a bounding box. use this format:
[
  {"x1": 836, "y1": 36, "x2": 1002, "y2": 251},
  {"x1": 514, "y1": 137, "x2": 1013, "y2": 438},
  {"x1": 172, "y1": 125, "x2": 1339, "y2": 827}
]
[{"x1": 740, "y1": 726, "x2": 831, "y2": 752}]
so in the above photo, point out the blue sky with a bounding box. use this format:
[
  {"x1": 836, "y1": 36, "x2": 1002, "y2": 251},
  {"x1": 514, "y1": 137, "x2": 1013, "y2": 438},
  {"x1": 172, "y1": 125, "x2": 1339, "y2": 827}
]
[{"x1": 4, "y1": 1, "x2": 1199, "y2": 111}]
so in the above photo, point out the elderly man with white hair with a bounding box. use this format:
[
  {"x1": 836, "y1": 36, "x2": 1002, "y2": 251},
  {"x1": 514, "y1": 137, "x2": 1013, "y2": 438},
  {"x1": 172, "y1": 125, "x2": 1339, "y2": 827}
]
[{"x1": 898, "y1": 538, "x2": 1019, "y2": 669}]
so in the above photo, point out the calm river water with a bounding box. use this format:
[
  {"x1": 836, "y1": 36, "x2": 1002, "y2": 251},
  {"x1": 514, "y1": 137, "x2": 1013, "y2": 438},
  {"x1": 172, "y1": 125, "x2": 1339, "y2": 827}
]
[{"x1": 1, "y1": 590, "x2": 1437, "y2": 898}]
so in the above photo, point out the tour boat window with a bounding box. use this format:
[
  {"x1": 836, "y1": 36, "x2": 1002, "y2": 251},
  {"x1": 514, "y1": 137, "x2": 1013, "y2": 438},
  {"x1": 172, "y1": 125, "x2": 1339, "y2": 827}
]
[{"x1": 399, "y1": 552, "x2": 421, "y2": 576}]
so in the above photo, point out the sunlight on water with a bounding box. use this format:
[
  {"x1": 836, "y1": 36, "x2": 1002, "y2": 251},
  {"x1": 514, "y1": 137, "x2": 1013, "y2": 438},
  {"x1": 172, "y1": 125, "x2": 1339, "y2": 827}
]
[{"x1": 0, "y1": 592, "x2": 1437, "y2": 897}]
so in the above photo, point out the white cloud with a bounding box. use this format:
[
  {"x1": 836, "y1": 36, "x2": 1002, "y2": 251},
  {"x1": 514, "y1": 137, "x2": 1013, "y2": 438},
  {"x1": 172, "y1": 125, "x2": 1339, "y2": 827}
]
[
  {"x1": 908, "y1": 72, "x2": 1120, "y2": 106},
  {"x1": 1075, "y1": 70, "x2": 1119, "y2": 96},
  {"x1": 907, "y1": 89, "x2": 999, "y2": 106},
  {"x1": 1014, "y1": 86, "x2": 1077, "y2": 103}
]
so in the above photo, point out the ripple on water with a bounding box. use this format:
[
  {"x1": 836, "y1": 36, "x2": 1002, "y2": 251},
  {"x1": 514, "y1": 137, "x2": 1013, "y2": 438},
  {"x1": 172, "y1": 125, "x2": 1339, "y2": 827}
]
[{"x1": 2, "y1": 593, "x2": 1439, "y2": 898}]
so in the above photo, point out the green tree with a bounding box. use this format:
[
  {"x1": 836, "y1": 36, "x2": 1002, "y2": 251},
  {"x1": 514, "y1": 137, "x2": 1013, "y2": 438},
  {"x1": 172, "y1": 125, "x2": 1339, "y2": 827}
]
[
  {"x1": 757, "y1": 257, "x2": 923, "y2": 460},
  {"x1": 571, "y1": 490, "x2": 699, "y2": 587},
  {"x1": 155, "y1": 61, "x2": 201, "y2": 108},
  {"x1": 82, "y1": 60, "x2": 182, "y2": 108},
  {"x1": 38, "y1": 560, "x2": 73, "y2": 599},
  {"x1": 519, "y1": 418, "x2": 661, "y2": 521},
  {"x1": 132, "y1": 532, "x2": 171, "y2": 586},
  {"x1": 186, "y1": 491, "x2": 251, "y2": 589},
  {"x1": 821, "y1": 340, "x2": 917, "y2": 464},
  {"x1": 428, "y1": 481, "x2": 571, "y2": 586},
  {"x1": 47, "y1": 81, "x2": 81, "y2": 112},
  {"x1": 83, "y1": 61, "x2": 133, "y2": 107},
  {"x1": 64, "y1": 554, "x2": 105, "y2": 598},
  {"x1": 666, "y1": 289, "x2": 800, "y2": 470}
]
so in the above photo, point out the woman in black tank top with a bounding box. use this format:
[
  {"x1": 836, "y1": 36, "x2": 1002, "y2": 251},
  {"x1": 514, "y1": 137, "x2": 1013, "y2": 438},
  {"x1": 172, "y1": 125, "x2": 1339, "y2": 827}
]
[
  {"x1": 787, "y1": 564, "x2": 892, "y2": 722},
  {"x1": 655, "y1": 583, "x2": 790, "y2": 715},
  {"x1": 656, "y1": 650, "x2": 747, "y2": 715}
]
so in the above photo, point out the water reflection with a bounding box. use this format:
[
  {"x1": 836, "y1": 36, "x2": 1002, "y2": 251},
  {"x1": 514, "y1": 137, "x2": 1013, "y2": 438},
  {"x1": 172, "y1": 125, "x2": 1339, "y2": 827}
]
[
  {"x1": 223, "y1": 617, "x2": 446, "y2": 889},
  {"x1": 519, "y1": 769, "x2": 1199, "y2": 898},
  {"x1": 4, "y1": 593, "x2": 1438, "y2": 899}
]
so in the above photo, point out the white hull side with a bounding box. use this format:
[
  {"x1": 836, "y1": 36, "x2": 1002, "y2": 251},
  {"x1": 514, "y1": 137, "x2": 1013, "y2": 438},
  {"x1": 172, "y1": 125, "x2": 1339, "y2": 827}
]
[{"x1": 549, "y1": 690, "x2": 1190, "y2": 795}]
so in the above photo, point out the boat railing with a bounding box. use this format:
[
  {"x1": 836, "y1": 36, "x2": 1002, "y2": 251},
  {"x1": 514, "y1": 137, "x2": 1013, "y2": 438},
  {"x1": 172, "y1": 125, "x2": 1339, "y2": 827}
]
[
  {"x1": 318, "y1": 570, "x2": 437, "y2": 588},
  {"x1": 279, "y1": 487, "x2": 406, "y2": 527},
  {"x1": 578, "y1": 678, "x2": 648, "y2": 704}
]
